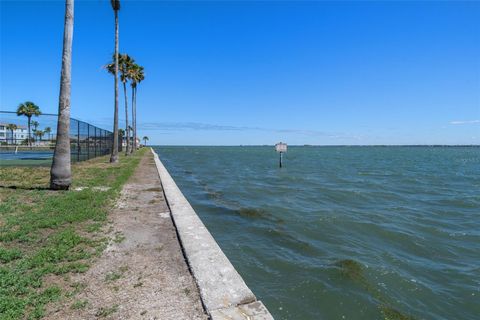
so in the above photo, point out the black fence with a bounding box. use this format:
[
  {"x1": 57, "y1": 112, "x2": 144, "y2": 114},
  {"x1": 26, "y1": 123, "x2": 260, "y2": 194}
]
[{"x1": 0, "y1": 111, "x2": 113, "y2": 163}]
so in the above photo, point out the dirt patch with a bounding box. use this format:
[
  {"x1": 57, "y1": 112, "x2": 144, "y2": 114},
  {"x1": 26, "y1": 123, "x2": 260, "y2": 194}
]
[
  {"x1": 46, "y1": 151, "x2": 207, "y2": 320},
  {"x1": 143, "y1": 187, "x2": 162, "y2": 192}
]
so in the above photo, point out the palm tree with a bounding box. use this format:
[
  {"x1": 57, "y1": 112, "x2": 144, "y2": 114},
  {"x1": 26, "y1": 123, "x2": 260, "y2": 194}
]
[
  {"x1": 143, "y1": 136, "x2": 148, "y2": 146},
  {"x1": 128, "y1": 63, "x2": 144, "y2": 154},
  {"x1": 31, "y1": 120, "x2": 39, "y2": 142},
  {"x1": 110, "y1": 0, "x2": 121, "y2": 163},
  {"x1": 16, "y1": 101, "x2": 41, "y2": 147},
  {"x1": 127, "y1": 125, "x2": 133, "y2": 149},
  {"x1": 121, "y1": 55, "x2": 134, "y2": 155},
  {"x1": 117, "y1": 128, "x2": 124, "y2": 151},
  {"x1": 107, "y1": 53, "x2": 134, "y2": 156},
  {"x1": 6, "y1": 124, "x2": 17, "y2": 144},
  {"x1": 128, "y1": 64, "x2": 138, "y2": 154},
  {"x1": 50, "y1": 0, "x2": 74, "y2": 190},
  {"x1": 31, "y1": 120, "x2": 39, "y2": 131},
  {"x1": 34, "y1": 130, "x2": 44, "y2": 142},
  {"x1": 44, "y1": 127, "x2": 52, "y2": 140}
]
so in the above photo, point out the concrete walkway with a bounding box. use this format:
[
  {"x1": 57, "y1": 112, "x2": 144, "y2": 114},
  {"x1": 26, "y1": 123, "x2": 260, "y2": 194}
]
[{"x1": 47, "y1": 151, "x2": 207, "y2": 320}]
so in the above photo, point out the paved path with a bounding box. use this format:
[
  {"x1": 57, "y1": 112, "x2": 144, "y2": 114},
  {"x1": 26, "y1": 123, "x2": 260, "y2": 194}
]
[{"x1": 47, "y1": 151, "x2": 207, "y2": 320}]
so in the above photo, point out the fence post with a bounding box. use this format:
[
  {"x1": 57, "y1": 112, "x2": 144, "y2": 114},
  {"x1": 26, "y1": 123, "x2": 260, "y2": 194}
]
[
  {"x1": 77, "y1": 121, "x2": 80, "y2": 162},
  {"x1": 87, "y1": 124, "x2": 90, "y2": 160},
  {"x1": 94, "y1": 127, "x2": 97, "y2": 157}
]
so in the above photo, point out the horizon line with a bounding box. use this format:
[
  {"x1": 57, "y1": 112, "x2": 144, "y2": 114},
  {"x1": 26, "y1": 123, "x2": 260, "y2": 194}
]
[{"x1": 148, "y1": 144, "x2": 480, "y2": 147}]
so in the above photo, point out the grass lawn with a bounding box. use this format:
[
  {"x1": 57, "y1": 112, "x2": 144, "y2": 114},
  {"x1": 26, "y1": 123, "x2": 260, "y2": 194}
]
[
  {"x1": 0, "y1": 148, "x2": 146, "y2": 319},
  {"x1": 0, "y1": 159, "x2": 53, "y2": 167}
]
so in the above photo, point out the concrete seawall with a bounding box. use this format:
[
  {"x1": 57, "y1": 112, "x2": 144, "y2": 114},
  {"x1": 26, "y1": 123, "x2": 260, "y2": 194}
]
[{"x1": 151, "y1": 148, "x2": 274, "y2": 320}]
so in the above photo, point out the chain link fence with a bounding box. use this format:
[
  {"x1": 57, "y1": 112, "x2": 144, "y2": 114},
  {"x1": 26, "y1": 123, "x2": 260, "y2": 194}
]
[{"x1": 0, "y1": 111, "x2": 114, "y2": 165}]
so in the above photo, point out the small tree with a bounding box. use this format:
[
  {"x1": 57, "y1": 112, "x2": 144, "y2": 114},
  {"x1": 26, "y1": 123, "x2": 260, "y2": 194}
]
[
  {"x1": 6, "y1": 124, "x2": 18, "y2": 144},
  {"x1": 31, "y1": 120, "x2": 39, "y2": 131},
  {"x1": 143, "y1": 136, "x2": 148, "y2": 146},
  {"x1": 31, "y1": 120, "x2": 39, "y2": 142},
  {"x1": 44, "y1": 127, "x2": 52, "y2": 140},
  {"x1": 16, "y1": 101, "x2": 41, "y2": 147},
  {"x1": 34, "y1": 130, "x2": 44, "y2": 142}
]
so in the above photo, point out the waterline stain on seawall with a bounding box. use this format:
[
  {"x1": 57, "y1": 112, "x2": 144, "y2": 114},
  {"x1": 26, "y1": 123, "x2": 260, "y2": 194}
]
[{"x1": 334, "y1": 259, "x2": 415, "y2": 320}]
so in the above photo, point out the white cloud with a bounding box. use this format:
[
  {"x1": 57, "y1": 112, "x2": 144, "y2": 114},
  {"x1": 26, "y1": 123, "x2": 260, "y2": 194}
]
[
  {"x1": 450, "y1": 120, "x2": 480, "y2": 125},
  {"x1": 138, "y1": 121, "x2": 362, "y2": 140}
]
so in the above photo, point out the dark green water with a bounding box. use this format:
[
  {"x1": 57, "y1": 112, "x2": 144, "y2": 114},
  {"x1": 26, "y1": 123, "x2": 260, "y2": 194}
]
[{"x1": 153, "y1": 146, "x2": 479, "y2": 320}]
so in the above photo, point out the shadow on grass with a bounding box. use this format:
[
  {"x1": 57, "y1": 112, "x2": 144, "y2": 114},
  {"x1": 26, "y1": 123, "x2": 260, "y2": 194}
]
[{"x1": 0, "y1": 185, "x2": 50, "y2": 191}]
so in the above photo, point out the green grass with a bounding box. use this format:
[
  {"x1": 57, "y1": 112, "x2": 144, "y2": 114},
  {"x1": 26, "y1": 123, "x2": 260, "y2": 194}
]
[
  {"x1": 113, "y1": 231, "x2": 126, "y2": 243},
  {"x1": 0, "y1": 159, "x2": 53, "y2": 167},
  {"x1": 105, "y1": 271, "x2": 122, "y2": 282},
  {"x1": 0, "y1": 149, "x2": 146, "y2": 319},
  {"x1": 71, "y1": 299, "x2": 88, "y2": 310},
  {"x1": 95, "y1": 305, "x2": 118, "y2": 318}
]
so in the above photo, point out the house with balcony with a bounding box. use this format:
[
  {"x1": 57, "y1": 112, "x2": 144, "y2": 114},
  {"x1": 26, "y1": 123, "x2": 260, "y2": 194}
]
[{"x1": 0, "y1": 123, "x2": 28, "y2": 144}]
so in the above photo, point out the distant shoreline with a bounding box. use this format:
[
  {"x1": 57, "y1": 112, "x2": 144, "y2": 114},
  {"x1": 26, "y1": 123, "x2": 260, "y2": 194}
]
[{"x1": 150, "y1": 144, "x2": 480, "y2": 147}]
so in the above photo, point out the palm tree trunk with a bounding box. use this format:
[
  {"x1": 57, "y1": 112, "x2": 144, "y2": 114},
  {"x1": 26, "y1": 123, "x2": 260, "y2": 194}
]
[
  {"x1": 27, "y1": 116, "x2": 31, "y2": 148},
  {"x1": 123, "y1": 81, "x2": 129, "y2": 156},
  {"x1": 130, "y1": 86, "x2": 136, "y2": 153},
  {"x1": 50, "y1": 0, "x2": 74, "y2": 190},
  {"x1": 129, "y1": 85, "x2": 134, "y2": 154},
  {"x1": 110, "y1": 9, "x2": 119, "y2": 163},
  {"x1": 134, "y1": 86, "x2": 137, "y2": 152}
]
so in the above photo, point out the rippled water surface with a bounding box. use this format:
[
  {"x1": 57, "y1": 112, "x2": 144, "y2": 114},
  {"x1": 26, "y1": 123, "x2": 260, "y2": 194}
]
[{"x1": 154, "y1": 146, "x2": 479, "y2": 320}]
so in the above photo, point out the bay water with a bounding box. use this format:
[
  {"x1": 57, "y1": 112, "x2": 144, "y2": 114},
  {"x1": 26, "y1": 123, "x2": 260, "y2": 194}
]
[{"x1": 153, "y1": 146, "x2": 479, "y2": 320}]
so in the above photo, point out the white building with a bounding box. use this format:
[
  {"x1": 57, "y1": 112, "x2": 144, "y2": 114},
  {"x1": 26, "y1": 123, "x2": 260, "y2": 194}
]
[{"x1": 0, "y1": 123, "x2": 28, "y2": 144}]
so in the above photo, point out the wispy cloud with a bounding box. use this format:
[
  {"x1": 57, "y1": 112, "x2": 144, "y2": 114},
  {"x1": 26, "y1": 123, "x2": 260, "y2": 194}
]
[
  {"x1": 450, "y1": 120, "x2": 480, "y2": 125},
  {"x1": 139, "y1": 121, "x2": 361, "y2": 140},
  {"x1": 141, "y1": 122, "x2": 251, "y2": 131}
]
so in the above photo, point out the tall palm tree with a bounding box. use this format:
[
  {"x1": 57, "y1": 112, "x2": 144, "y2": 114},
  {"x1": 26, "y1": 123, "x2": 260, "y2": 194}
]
[
  {"x1": 128, "y1": 63, "x2": 144, "y2": 153},
  {"x1": 110, "y1": 0, "x2": 120, "y2": 163},
  {"x1": 143, "y1": 136, "x2": 148, "y2": 146},
  {"x1": 107, "y1": 53, "x2": 134, "y2": 156},
  {"x1": 50, "y1": 0, "x2": 74, "y2": 190},
  {"x1": 121, "y1": 54, "x2": 134, "y2": 155},
  {"x1": 16, "y1": 101, "x2": 41, "y2": 147},
  {"x1": 6, "y1": 124, "x2": 17, "y2": 145},
  {"x1": 128, "y1": 64, "x2": 138, "y2": 154}
]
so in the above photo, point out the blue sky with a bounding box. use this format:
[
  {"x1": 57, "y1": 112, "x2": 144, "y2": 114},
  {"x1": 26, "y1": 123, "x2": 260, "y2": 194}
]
[{"x1": 1, "y1": 1, "x2": 479, "y2": 145}]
